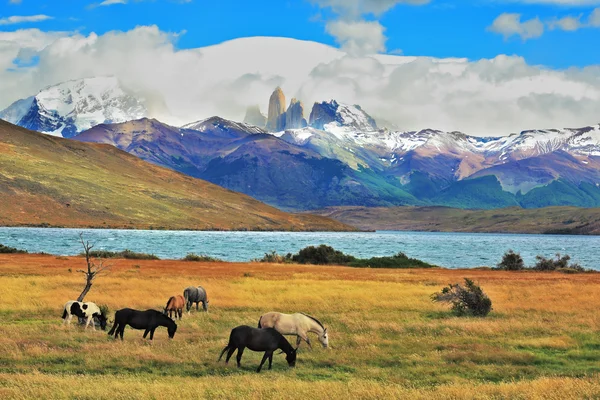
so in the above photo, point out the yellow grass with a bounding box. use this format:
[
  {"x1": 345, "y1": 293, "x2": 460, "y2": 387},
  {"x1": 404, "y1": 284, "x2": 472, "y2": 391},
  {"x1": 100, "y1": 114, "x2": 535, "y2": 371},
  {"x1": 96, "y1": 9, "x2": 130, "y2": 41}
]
[{"x1": 0, "y1": 254, "x2": 599, "y2": 399}]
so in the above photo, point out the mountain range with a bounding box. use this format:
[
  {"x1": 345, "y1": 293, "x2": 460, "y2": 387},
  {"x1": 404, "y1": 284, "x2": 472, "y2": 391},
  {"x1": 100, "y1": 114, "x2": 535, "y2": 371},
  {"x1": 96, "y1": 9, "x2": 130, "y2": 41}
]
[{"x1": 2, "y1": 78, "x2": 600, "y2": 211}]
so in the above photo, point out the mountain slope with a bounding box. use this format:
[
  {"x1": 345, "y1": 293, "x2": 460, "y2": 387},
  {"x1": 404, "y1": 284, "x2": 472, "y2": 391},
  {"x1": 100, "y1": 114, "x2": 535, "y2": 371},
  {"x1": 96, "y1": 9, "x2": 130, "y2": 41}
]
[
  {"x1": 0, "y1": 120, "x2": 352, "y2": 231},
  {"x1": 0, "y1": 77, "x2": 146, "y2": 138},
  {"x1": 75, "y1": 118, "x2": 418, "y2": 210},
  {"x1": 312, "y1": 206, "x2": 600, "y2": 235}
]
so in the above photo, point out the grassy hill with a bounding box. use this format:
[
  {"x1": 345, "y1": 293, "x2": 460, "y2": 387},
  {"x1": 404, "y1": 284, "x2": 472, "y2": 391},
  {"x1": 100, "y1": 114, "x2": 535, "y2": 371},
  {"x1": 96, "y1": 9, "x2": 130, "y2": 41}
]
[
  {"x1": 0, "y1": 120, "x2": 352, "y2": 231},
  {"x1": 312, "y1": 205, "x2": 600, "y2": 234}
]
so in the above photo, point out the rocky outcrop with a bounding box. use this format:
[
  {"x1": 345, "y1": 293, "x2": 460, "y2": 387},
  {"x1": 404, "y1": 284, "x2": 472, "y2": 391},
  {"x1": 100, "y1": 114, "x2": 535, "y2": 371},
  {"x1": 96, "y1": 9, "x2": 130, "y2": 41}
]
[
  {"x1": 243, "y1": 105, "x2": 267, "y2": 128},
  {"x1": 266, "y1": 87, "x2": 286, "y2": 132},
  {"x1": 309, "y1": 100, "x2": 338, "y2": 130},
  {"x1": 285, "y1": 98, "x2": 307, "y2": 130}
]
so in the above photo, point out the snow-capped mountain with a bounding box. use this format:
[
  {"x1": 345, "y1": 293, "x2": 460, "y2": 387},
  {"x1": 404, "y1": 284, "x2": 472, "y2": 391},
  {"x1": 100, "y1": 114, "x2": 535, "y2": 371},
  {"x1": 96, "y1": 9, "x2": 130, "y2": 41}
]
[{"x1": 0, "y1": 77, "x2": 147, "y2": 138}]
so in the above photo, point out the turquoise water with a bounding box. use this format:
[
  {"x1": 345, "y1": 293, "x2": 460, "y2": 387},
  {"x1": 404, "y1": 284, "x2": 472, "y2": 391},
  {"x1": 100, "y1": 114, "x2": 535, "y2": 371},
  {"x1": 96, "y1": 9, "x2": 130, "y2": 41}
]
[{"x1": 1, "y1": 227, "x2": 599, "y2": 269}]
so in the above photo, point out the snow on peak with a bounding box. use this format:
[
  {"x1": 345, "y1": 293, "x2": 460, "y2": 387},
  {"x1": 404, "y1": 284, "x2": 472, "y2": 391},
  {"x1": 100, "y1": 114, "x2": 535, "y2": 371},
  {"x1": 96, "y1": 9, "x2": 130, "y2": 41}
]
[{"x1": 0, "y1": 76, "x2": 147, "y2": 137}]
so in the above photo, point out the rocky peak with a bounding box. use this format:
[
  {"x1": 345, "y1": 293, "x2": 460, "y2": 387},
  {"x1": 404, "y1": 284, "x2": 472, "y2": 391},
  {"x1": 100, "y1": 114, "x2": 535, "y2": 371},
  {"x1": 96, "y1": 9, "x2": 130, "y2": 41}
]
[
  {"x1": 243, "y1": 105, "x2": 267, "y2": 128},
  {"x1": 266, "y1": 87, "x2": 286, "y2": 132},
  {"x1": 285, "y1": 98, "x2": 307, "y2": 130}
]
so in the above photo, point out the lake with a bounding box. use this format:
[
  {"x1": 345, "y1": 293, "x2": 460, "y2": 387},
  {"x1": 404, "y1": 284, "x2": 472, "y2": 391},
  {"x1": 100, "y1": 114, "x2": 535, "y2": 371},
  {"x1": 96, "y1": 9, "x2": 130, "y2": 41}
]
[{"x1": 1, "y1": 227, "x2": 599, "y2": 270}]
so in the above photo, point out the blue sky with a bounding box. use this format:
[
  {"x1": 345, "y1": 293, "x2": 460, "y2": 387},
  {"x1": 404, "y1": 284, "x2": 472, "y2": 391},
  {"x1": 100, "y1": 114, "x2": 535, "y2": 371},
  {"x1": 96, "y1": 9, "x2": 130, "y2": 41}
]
[{"x1": 1, "y1": 0, "x2": 599, "y2": 69}]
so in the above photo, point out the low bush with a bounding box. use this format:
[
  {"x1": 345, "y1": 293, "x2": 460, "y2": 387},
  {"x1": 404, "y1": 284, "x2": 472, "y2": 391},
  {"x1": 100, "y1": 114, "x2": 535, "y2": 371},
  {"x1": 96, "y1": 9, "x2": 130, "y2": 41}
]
[
  {"x1": 432, "y1": 278, "x2": 492, "y2": 317},
  {"x1": 182, "y1": 253, "x2": 222, "y2": 262},
  {"x1": 82, "y1": 249, "x2": 159, "y2": 260},
  {"x1": 349, "y1": 252, "x2": 437, "y2": 269},
  {"x1": 256, "y1": 250, "x2": 292, "y2": 263},
  {"x1": 0, "y1": 244, "x2": 28, "y2": 254},
  {"x1": 291, "y1": 245, "x2": 356, "y2": 265},
  {"x1": 533, "y1": 253, "x2": 584, "y2": 272},
  {"x1": 497, "y1": 249, "x2": 524, "y2": 271}
]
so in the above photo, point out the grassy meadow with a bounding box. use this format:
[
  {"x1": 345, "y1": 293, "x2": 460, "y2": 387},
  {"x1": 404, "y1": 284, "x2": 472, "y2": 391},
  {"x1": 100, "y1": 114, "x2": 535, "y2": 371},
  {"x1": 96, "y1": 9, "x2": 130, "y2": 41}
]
[{"x1": 0, "y1": 254, "x2": 599, "y2": 399}]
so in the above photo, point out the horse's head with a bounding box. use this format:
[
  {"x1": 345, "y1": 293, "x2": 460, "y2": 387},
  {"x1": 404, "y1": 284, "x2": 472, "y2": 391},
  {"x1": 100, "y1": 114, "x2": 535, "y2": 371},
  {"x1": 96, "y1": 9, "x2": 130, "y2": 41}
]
[
  {"x1": 202, "y1": 300, "x2": 209, "y2": 312},
  {"x1": 286, "y1": 348, "x2": 297, "y2": 367},
  {"x1": 97, "y1": 313, "x2": 108, "y2": 331},
  {"x1": 168, "y1": 322, "x2": 178, "y2": 339},
  {"x1": 318, "y1": 328, "x2": 329, "y2": 348}
]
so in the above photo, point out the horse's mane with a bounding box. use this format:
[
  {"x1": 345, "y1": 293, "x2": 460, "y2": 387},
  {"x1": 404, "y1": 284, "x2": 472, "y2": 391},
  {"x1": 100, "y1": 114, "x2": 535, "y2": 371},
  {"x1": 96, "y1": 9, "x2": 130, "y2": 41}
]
[
  {"x1": 299, "y1": 313, "x2": 325, "y2": 330},
  {"x1": 165, "y1": 296, "x2": 175, "y2": 309}
]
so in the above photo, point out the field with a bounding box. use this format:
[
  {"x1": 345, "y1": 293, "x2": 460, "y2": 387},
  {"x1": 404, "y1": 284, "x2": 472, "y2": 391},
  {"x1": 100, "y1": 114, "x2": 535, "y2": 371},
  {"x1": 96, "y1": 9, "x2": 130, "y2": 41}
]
[{"x1": 1, "y1": 254, "x2": 599, "y2": 399}]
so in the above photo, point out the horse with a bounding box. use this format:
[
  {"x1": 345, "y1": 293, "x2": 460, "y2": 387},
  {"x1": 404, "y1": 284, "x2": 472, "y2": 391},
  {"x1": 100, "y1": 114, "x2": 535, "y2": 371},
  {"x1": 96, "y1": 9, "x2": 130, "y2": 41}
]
[
  {"x1": 258, "y1": 312, "x2": 329, "y2": 349},
  {"x1": 163, "y1": 295, "x2": 185, "y2": 320},
  {"x1": 107, "y1": 308, "x2": 177, "y2": 340},
  {"x1": 62, "y1": 300, "x2": 107, "y2": 331},
  {"x1": 183, "y1": 286, "x2": 209, "y2": 313},
  {"x1": 218, "y1": 325, "x2": 297, "y2": 373}
]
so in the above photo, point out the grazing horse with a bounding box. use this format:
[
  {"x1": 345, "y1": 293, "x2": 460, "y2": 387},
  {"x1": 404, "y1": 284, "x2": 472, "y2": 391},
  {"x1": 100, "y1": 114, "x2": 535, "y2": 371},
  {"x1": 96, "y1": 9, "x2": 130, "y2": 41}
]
[
  {"x1": 62, "y1": 300, "x2": 107, "y2": 331},
  {"x1": 258, "y1": 312, "x2": 329, "y2": 349},
  {"x1": 183, "y1": 286, "x2": 209, "y2": 313},
  {"x1": 218, "y1": 325, "x2": 297, "y2": 373},
  {"x1": 107, "y1": 308, "x2": 177, "y2": 340},
  {"x1": 163, "y1": 295, "x2": 185, "y2": 320}
]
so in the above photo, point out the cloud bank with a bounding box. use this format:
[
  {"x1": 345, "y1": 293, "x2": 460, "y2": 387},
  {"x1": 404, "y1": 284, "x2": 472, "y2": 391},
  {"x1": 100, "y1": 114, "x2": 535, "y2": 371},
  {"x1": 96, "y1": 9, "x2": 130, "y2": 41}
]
[{"x1": 0, "y1": 26, "x2": 599, "y2": 135}]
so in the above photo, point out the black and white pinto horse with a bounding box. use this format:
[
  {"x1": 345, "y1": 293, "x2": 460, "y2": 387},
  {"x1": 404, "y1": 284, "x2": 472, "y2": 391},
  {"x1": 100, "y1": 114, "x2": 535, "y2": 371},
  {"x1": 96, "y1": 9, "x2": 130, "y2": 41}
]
[
  {"x1": 219, "y1": 325, "x2": 297, "y2": 373},
  {"x1": 183, "y1": 286, "x2": 209, "y2": 313},
  {"x1": 107, "y1": 308, "x2": 177, "y2": 340},
  {"x1": 62, "y1": 300, "x2": 107, "y2": 330}
]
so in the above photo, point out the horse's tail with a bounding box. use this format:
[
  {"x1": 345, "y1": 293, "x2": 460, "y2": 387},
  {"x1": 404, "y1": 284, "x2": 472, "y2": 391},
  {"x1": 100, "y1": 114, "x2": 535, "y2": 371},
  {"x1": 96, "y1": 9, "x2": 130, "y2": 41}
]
[
  {"x1": 164, "y1": 296, "x2": 174, "y2": 311},
  {"x1": 218, "y1": 345, "x2": 230, "y2": 362},
  {"x1": 61, "y1": 308, "x2": 68, "y2": 319},
  {"x1": 257, "y1": 316, "x2": 262, "y2": 328},
  {"x1": 107, "y1": 320, "x2": 117, "y2": 336},
  {"x1": 183, "y1": 289, "x2": 189, "y2": 304}
]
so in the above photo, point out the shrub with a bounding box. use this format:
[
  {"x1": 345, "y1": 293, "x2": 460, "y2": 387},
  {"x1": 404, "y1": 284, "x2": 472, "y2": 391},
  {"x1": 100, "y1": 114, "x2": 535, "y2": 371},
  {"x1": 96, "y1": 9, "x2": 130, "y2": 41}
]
[
  {"x1": 533, "y1": 253, "x2": 581, "y2": 272},
  {"x1": 0, "y1": 244, "x2": 28, "y2": 254},
  {"x1": 256, "y1": 250, "x2": 292, "y2": 263},
  {"x1": 291, "y1": 245, "x2": 356, "y2": 265},
  {"x1": 82, "y1": 249, "x2": 159, "y2": 260},
  {"x1": 349, "y1": 252, "x2": 437, "y2": 269},
  {"x1": 497, "y1": 249, "x2": 524, "y2": 271},
  {"x1": 432, "y1": 278, "x2": 492, "y2": 317},
  {"x1": 182, "y1": 253, "x2": 221, "y2": 262}
]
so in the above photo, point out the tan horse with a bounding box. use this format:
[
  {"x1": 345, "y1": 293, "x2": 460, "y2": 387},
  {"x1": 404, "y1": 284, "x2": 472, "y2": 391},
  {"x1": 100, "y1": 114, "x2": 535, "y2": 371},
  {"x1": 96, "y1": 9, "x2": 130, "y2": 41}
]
[
  {"x1": 163, "y1": 295, "x2": 185, "y2": 320},
  {"x1": 258, "y1": 312, "x2": 329, "y2": 349}
]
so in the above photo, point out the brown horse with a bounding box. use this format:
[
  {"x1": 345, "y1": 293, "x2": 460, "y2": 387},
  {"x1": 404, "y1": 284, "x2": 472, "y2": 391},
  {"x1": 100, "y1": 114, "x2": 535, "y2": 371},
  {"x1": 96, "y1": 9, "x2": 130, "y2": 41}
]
[{"x1": 163, "y1": 295, "x2": 185, "y2": 320}]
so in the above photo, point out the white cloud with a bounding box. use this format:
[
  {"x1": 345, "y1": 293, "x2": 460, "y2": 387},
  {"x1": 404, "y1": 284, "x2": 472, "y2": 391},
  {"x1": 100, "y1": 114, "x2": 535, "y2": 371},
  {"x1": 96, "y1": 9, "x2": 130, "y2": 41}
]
[
  {"x1": 311, "y1": 0, "x2": 430, "y2": 17},
  {"x1": 488, "y1": 13, "x2": 545, "y2": 40},
  {"x1": 325, "y1": 20, "x2": 386, "y2": 56},
  {"x1": 9, "y1": 0, "x2": 23, "y2": 4},
  {"x1": 0, "y1": 26, "x2": 599, "y2": 136},
  {"x1": 589, "y1": 7, "x2": 600, "y2": 25},
  {"x1": 98, "y1": 0, "x2": 127, "y2": 6},
  {"x1": 548, "y1": 15, "x2": 584, "y2": 30},
  {"x1": 0, "y1": 15, "x2": 53, "y2": 25}
]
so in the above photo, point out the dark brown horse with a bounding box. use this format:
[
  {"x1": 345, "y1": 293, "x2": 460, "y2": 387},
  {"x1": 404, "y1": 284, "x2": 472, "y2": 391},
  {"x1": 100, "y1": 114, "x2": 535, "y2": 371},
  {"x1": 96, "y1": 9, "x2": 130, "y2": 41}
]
[
  {"x1": 107, "y1": 309, "x2": 177, "y2": 340},
  {"x1": 163, "y1": 295, "x2": 185, "y2": 320},
  {"x1": 219, "y1": 325, "x2": 297, "y2": 373}
]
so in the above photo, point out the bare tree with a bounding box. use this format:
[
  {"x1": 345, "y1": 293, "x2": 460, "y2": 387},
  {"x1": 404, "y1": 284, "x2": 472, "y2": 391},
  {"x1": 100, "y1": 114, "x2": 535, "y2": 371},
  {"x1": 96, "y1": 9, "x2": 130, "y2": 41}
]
[{"x1": 76, "y1": 233, "x2": 111, "y2": 302}]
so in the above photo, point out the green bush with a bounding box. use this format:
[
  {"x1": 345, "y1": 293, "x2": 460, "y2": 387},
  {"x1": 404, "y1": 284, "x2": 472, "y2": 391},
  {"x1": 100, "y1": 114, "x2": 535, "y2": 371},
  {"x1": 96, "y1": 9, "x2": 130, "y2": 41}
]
[
  {"x1": 349, "y1": 252, "x2": 436, "y2": 269},
  {"x1": 256, "y1": 250, "x2": 292, "y2": 263},
  {"x1": 432, "y1": 278, "x2": 492, "y2": 317},
  {"x1": 0, "y1": 244, "x2": 28, "y2": 254},
  {"x1": 533, "y1": 253, "x2": 583, "y2": 272},
  {"x1": 82, "y1": 249, "x2": 159, "y2": 260},
  {"x1": 182, "y1": 253, "x2": 222, "y2": 262},
  {"x1": 497, "y1": 249, "x2": 525, "y2": 271},
  {"x1": 291, "y1": 245, "x2": 356, "y2": 265}
]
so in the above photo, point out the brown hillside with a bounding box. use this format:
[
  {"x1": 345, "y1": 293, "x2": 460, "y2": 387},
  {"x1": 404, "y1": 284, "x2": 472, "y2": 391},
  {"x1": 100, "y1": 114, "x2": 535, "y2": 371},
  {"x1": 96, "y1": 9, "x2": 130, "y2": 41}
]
[{"x1": 0, "y1": 120, "x2": 353, "y2": 231}]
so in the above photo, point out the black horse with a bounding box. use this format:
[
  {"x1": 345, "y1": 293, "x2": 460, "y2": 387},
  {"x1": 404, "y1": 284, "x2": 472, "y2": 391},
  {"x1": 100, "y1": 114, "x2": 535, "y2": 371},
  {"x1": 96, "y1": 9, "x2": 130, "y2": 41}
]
[
  {"x1": 107, "y1": 308, "x2": 177, "y2": 340},
  {"x1": 218, "y1": 325, "x2": 297, "y2": 373}
]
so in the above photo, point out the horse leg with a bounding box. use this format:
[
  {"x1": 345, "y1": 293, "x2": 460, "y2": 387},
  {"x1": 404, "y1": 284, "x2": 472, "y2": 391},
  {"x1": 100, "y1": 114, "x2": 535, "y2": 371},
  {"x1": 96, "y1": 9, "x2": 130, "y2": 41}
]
[
  {"x1": 143, "y1": 329, "x2": 150, "y2": 339},
  {"x1": 268, "y1": 352, "x2": 273, "y2": 370},
  {"x1": 295, "y1": 336, "x2": 302, "y2": 349},
  {"x1": 178, "y1": 308, "x2": 182, "y2": 320},
  {"x1": 225, "y1": 347, "x2": 236, "y2": 364},
  {"x1": 257, "y1": 352, "x2": 270, "y2": 373},
  {"x1": 196, "y1": 302, "x2": 199, "y2": 311},
  {"x1": 149, "y1": 328, "x2": 156, "y2": 340},
  {"x1": 118, "y1": 325, "x2": 125, "y2": 340},
  {"x1": 236, "y1": 347, "x2": 245, "y2": 368}
]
